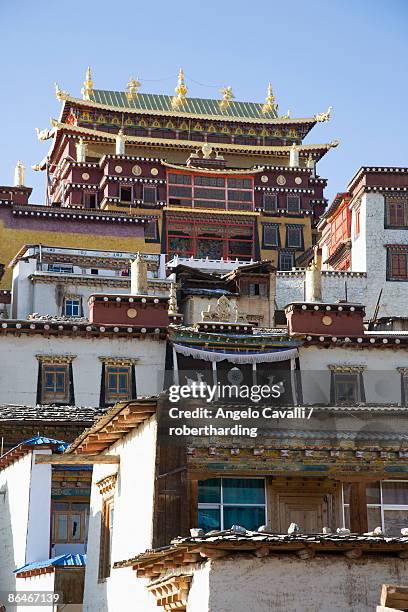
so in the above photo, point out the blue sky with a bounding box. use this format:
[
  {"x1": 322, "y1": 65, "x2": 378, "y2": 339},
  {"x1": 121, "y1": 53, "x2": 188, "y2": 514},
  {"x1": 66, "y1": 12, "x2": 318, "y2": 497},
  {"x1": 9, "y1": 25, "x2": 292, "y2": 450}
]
[{"x1": 0, "y1": 0, "x2": 406, "y2": 202}]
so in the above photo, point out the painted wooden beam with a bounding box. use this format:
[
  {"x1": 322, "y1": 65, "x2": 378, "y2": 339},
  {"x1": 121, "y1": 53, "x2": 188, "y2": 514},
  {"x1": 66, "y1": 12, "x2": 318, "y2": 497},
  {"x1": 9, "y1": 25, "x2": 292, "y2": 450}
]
[{"x1": 35, "y1": 453, "x2": 120, "y2": 464}]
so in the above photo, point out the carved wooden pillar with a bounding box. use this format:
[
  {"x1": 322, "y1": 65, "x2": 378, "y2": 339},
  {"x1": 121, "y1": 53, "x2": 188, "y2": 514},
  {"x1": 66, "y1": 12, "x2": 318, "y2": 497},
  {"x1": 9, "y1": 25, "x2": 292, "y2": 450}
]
[{"x1": 349, "y1": 481, "x2": 368, "y2": 533}]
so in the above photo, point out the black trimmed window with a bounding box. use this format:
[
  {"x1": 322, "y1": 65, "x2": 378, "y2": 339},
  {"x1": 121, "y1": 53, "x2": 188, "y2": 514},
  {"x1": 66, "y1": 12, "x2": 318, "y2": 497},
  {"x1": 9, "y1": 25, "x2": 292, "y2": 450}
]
[
  {"x1": 387, "y1": 248, "x2": 408, "y2": 281},
  {"x1": 278, "y1": 251, "x2": 294, "y2": 271},
  {"x1": 37, "y1": 360, "x2": 75, "y2": 405},
  {"x1": 100, "y1": 362, "x2": 136, "y2": 406},
  {"x1": 263, "y1": 224, "x2": 279, "y2": 248},
  {"x1": 330, "y1": 368, "x2": 365, "y2": 405},
  {"x1": 119, "y1": 185, "x2": 132, "y2": 203},
  {"x1": 248, "y1": 283, "x2": 267, "y2": 297},
  {"x1": 287, "y1": 195, "x2": 300, "y2": 212},
  {"x1": 263, "y1": 193, "x2": 278, "y2": 212},
  {"x1": 385, "y1": 198, "x2": 408, "y2": 228},
  {"x1": 143, "y1": 185, "x2": 157, "y2": 204},
  {"x1": 83, "y1": 192, "x2": 98, "y2": 209},
  {"x1": 145, "y1": 219, "x2": 159, "y2": 242},
  {"x1": 286, "y1": 225, "x2": 303, "y2": 249}
]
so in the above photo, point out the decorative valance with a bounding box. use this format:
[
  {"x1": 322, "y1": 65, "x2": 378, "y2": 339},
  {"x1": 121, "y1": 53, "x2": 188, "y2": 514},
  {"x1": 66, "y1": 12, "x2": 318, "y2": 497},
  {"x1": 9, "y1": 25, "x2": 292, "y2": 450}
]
[
  {"x1": 173, "y1": 343, "x2": 298, "y2": 364},
  {"x1": 36, "y1": 354, "x2": 77, "y2": 363}
]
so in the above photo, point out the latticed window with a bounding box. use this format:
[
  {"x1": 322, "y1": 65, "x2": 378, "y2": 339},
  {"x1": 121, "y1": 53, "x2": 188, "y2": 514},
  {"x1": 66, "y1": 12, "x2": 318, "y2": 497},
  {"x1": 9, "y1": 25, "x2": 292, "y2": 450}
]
[
  {"x1": 387, "y1": 248, "x2": 408, "y2": 280},
  {"x1": 64, "y1": 298, "x2": 80, "y2": 316},
  {"x1": 42, "y1": 364, "x2": 69, "y2": 403},
  {"x1": 105, "y1": 366, "x2": 132, "y2": 403},
  {"x1": 385, "y1": 198, "x2": 408, "y2": 228},
  {"x1": 263, "y1": 224, "x2": 279, "y2": 247},
  {"x1": 287, "y1": 195, "x2": 300, "y2": 212},
  {"x1": 263, "y1": 193, "x2": 277, "y2": 212},
  {"x1": 286, "y1": 225, "x2": 303, "y2": 248}
]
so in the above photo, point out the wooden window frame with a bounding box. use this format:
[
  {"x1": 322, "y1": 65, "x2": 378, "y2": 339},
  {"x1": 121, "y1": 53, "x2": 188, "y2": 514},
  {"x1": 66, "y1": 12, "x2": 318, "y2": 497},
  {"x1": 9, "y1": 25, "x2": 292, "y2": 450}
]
[
  {"x1": 262, "y1": 224, "x2": 279, "y2": 248},
  {"x1": 82, "y1": 191, "x2": 98, "y2": 209},
  {"x1": 105, "y1": 365, "x2": 132, "y2": 404},
  {"x1": 385, "y1": 198, "x2": 408, "y2": 229},
  {"x1": 99, "y1": 496, "x2": 114, "y2": 581},
  {"x1": 143, "y1": 185, "x2": 157, "y2": 204},
  {"x1": 387, "y1": 249, "x2": 408, "y2": 281},
  {"x1": 52, "y1": 506, "x2": 87, "y2": 544},
  {"x1": 286, "y1": 194, "x2": 300, "y2": 212},
  {"x1": 263, "y1": 193, "x2": 278, "y2": 213},
  {"x1": 278, "y1": 251, "x2": 294, "y2": 271},
  {"x1": 42, "y1": 364, "x2": 70, "y2": 404},
  {"x1": 286, "y1": 225, "x2": 303, "y2": 249},
  {"x1": 119, "y1": 185, "x2": 133, "y2": 203}
]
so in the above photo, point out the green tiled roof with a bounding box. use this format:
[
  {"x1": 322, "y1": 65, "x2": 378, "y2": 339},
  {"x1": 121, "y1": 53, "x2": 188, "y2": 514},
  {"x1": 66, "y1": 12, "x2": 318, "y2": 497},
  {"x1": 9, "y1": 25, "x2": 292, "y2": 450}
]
[{"x1": 90, "y1": 90, "x2": 279, "y2": 120}]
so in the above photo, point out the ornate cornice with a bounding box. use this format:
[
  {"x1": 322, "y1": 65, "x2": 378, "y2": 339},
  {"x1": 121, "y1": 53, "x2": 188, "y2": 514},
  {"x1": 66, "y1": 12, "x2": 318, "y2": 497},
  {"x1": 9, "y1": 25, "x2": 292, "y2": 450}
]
[
  {"x1": 36, "y1": 354, "x2": 77, "y2": 363},
  {"x1": 98, "y1": 356, "x2": 139, "y2": 366},
  {"x1": 96, "y1": 473, "x2": 117, "y2": 496}
]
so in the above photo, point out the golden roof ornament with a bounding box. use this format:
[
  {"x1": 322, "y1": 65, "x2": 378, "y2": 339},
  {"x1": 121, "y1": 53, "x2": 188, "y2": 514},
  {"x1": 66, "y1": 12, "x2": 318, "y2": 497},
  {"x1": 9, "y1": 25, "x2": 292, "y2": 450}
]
[
  {"x1": 126, "y1": 77, "x2": 141, "y2": 102},
  {"x1": 171, "y1": 68, "x2": 188, "y2": 109},
  {"x1": 14, "y1": 161, "x2": 25, "y2": 187},
  {"x1": 262, "y1": 83, "x2": 278, "y2": 115},
  {"x1": 315, "y1": 106, "x2": 333, "y2": 122},
  {"x1": 219, "y1": 86, "x2": 235, "y2": 111},
  {"x1": 168, "y1": 283, "x2": 179, "y2": 316},
  {"x1": 281, "y1": 109, "x2": 291, "y2": 119},
  {"x1": 55, "y1": 83, "x2": 69, "y2": 101},
  {"x1": 81, "y1": 66, "x2": 94, "y2": 101}
]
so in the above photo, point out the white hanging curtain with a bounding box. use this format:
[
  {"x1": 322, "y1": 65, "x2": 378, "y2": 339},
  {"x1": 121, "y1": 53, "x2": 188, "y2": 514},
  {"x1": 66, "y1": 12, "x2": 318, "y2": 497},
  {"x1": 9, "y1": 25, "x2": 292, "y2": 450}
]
[{"x1": 172, "y1": 343, "x2": 298, "y2": 364}]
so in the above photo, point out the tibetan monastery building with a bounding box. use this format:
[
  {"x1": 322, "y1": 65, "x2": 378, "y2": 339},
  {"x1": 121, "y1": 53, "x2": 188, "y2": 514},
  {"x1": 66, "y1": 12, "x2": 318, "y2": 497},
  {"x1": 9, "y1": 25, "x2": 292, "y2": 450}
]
[{"x1": 0, "y1": 68, "x2": 337, "y2": 287}]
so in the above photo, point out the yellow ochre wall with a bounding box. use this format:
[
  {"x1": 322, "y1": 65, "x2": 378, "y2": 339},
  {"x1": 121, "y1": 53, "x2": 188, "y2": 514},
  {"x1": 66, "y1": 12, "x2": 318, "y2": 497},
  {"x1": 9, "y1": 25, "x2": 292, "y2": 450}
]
[
  {"x1": 0, "y1": 220, "x2": 160, "y2": 288},
  {"x1": 258, "y1": 214, "x2": 313, "y2": 265}
]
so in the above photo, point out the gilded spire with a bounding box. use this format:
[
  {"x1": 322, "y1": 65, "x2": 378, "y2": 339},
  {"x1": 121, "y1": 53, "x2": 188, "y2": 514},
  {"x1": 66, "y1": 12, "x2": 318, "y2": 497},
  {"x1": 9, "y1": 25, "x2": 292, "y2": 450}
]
[
  {"x1": 171, "y1": 68, "x2": 188, "y2": 109},
  {"x1": 81, "y1": 66, "x2": 94, "y2": 101},
  {"x1": 219, "y1": 86, "x2": 234, "y2": 111},
  {"x1": 262, "y1": 83, "x2": 278, "y2": 115},
  {"x1": 126, "y1": 77, "x2": 141, "y2": 102},
  {"x1": 168, "y1": 283, "x2": 179, "y2": 316}
]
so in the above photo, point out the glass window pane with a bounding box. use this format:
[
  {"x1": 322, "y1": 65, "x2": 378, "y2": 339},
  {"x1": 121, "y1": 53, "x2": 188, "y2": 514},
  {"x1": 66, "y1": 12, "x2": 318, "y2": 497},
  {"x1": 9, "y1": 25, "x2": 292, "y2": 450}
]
[
  {"x1": 367, "y1": 506, "x2": 382, "y2": 531},
  {"x1": 57, "y1": 514, "x2": 68, "y2": 540},
  {"x1": 223, "y1": 506, "x2": 265, "y2": 531},
  {"x1": 198, "y1": 508, "x2": 220, "y2": 532},
  {"x1": 343, "y1": 505, "x2": 350, "y2": 529},
  {"x1": 343, "y1": 484, "x2": 350, "y2": 505},
  {"x1": 198, "y1": 478, "x2": 221, "y2": 503},
  {"x1": 384, "y1": 509, "x2": 408, "y2": 536},
  {"x1": 366, "y1": 483, "x2": 381, "y2": 504},
  {"x1": 70, "y1": 514, "x2": 81, "y2": 540},
  {"x1": 382, "y1": 481, "x2": 408, "y2": 505},
  {"x1": 223, "y1": 479, "x2": 265, "y2": 504}
]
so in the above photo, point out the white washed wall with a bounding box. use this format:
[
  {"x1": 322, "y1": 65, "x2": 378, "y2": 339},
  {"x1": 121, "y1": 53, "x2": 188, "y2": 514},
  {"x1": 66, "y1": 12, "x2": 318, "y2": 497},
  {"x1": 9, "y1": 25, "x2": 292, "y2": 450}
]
[
  {"x1": 15, "y1": 572, "x2": 56, "y2": 612},
  {"x1": 198, "y1": 554, "x2": 408, "y2": 612},
  {"x1": 0, "y1": 335, "x2": 166, "y2": 406},
  {"x1": 83, "y1": 416, "x2": 158, "y2": 612},
  {"x1": 0, "y1": 453, "x2": 32, "y2": 595},
  {"x1": 298, "y1": 344, "x2": 408, "y2": 405}
]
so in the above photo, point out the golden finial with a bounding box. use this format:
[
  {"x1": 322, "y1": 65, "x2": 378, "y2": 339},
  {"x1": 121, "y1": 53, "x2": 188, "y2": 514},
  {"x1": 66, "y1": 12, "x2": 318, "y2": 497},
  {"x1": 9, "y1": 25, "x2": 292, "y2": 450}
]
[
  {"x1": 171, "y1": 68, "x2": 188, "y2": 109},
  {"x1": 168, "y1": 283, "x2": 179, "y2": 316},
  {"x1": 126, "y1": 77, "x2": 141, "y2": 102},
  {"x1": 314, "y1": 105, "x2": 333, "y2": 122},
  {"x1": 262, "y1": 83, "x2": 278, "y2": 115},
  {"x1": 219, "y1": 86, "x2": 235, "y2": 111},
  {"x1": 81, "y1": 66, "x2": 94, "y2": 101}
]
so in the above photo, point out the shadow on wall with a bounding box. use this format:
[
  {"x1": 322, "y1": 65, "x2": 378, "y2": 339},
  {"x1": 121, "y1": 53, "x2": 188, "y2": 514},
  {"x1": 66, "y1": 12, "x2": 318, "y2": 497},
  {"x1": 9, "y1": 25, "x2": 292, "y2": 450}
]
[{"x1": 0, "y1": 482, "x2": 17, "y2": 601}]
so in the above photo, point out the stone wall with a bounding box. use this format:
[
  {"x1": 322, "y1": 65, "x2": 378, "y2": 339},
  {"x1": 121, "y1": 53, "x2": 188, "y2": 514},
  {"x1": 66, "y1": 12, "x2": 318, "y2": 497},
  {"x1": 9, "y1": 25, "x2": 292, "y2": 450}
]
[{"x1": 198, "y1": 554, "x2": 408, "y2": 612}]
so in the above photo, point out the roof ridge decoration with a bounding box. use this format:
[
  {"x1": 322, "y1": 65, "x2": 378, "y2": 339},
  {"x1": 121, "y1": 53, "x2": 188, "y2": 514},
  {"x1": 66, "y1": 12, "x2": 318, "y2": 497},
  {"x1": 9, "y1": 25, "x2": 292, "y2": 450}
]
[
  {"x1": 262, "y1": 83, "x2": 278, "y2": 115},
  {"x1": 172, "y1": 68, "x2": 188, "y2": 110},
  {"x1": 314, "y1": 106, "x2": 333, "y2": 122},
  {"x1": 81, "y1": 66, "x2": 94, "y2": 101},
  {"x1": 219, "y1": 86, "x2": 235, "y2": 111},
  {"x1": 126, "y1": 77, "x2": 141, "y2": 103}
]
